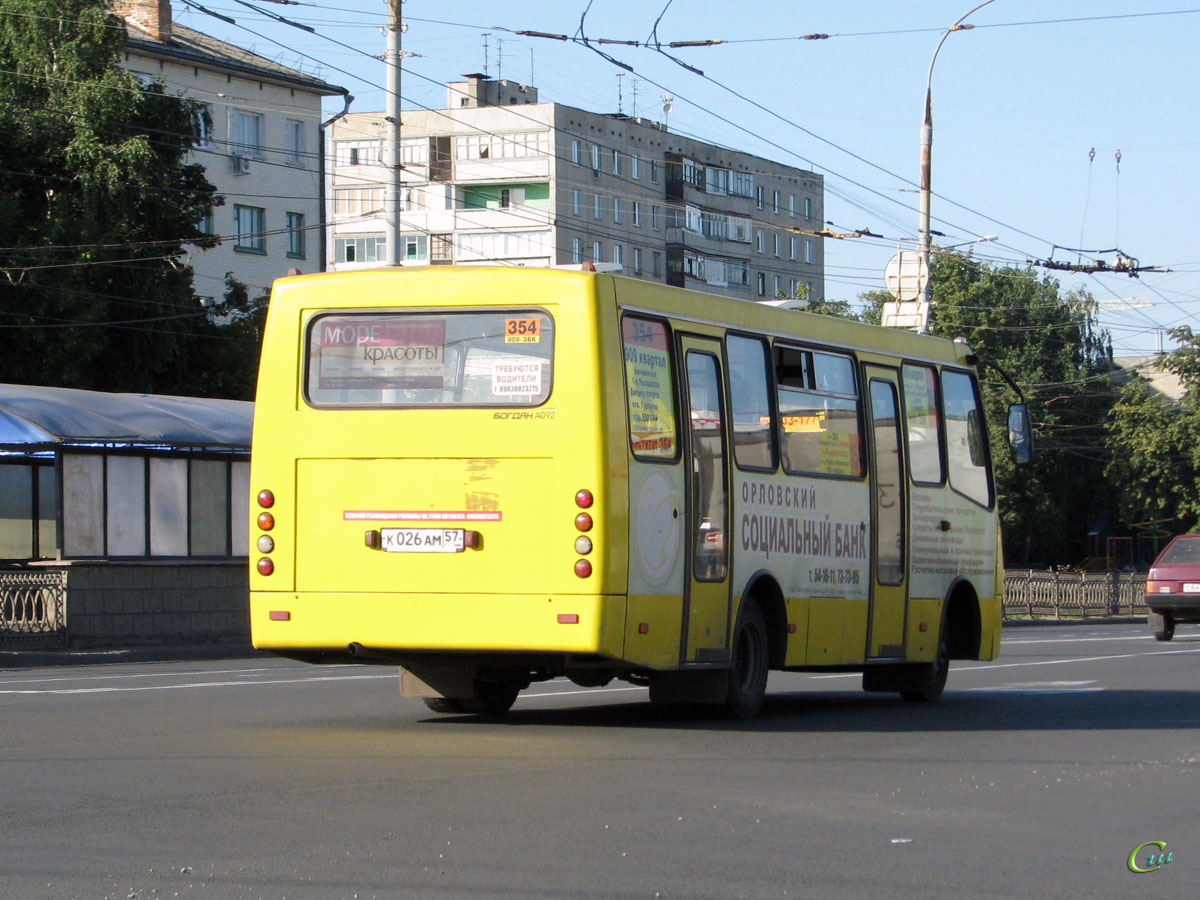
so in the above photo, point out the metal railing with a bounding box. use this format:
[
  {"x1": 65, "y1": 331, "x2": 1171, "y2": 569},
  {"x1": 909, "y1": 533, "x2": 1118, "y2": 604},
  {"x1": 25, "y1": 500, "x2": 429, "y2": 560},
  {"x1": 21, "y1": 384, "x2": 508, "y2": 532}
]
[
  {"x1": 1003, "y1": 569, "x2": 1148, "y2": 619},
  {"x1": 0, "y1": 570, "x2": 67, "y2": 648}
]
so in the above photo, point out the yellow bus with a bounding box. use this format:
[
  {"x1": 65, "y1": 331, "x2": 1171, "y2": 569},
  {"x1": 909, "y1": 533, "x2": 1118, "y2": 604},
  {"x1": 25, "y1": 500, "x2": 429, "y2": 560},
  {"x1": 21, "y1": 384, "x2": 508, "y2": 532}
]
[{"x1": 249, "y1": 266, "x2": 1029, "y2": 718}]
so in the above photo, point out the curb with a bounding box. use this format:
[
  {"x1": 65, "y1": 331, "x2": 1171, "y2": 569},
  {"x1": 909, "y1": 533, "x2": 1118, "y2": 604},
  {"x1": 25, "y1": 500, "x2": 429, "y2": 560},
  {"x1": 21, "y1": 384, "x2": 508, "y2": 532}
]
[{"x1": 0, "y1": 643, "x2": 263, "y2": 670}]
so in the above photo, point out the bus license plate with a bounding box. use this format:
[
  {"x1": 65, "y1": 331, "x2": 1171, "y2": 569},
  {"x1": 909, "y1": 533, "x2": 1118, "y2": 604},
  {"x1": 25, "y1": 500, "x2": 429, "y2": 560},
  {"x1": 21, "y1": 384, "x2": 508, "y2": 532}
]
[{"x1": 380, "y1": 528, "x2": 465, "y2": 553}]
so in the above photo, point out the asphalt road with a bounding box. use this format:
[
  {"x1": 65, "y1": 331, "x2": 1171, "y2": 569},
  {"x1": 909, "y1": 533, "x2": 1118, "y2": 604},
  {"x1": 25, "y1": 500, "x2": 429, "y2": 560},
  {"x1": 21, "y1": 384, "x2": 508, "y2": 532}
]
[{"x1": 1, "y1": 622, "x2": 1196, "y2": 900}]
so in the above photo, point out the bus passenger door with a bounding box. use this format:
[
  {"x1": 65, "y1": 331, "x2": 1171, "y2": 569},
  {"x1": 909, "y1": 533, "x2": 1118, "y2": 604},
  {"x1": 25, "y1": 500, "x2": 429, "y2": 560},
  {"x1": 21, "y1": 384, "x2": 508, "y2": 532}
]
[
  {"x1": 680, "y1": 337, "x2": 732, "y2": 663},
  {"x1": 865, "y1": 367, "x2": 908, "y2": 658}
]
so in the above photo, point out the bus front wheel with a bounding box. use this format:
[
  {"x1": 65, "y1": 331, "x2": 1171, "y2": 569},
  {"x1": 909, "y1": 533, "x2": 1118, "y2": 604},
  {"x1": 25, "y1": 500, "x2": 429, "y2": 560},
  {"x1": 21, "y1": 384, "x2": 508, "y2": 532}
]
[
  {"x1": 900, "y1": 626, "x2": 949, "y2": 703},
  {"x1": 726, "y1": 599, "x2": 769, "y2": 719}
]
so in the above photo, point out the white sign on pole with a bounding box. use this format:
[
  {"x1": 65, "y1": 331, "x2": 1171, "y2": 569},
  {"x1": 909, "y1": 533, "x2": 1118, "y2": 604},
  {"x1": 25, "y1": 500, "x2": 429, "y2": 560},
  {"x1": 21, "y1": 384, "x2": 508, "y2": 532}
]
[{"x1": 883, "y1": 251, "x2": 929, "y2": 301}]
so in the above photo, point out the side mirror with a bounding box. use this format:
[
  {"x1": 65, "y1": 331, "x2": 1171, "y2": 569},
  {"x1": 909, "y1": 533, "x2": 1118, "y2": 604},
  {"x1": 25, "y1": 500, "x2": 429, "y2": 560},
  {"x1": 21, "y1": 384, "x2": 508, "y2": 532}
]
[{"x1": 1007, "y1": 403, "x2": 1033, "y2": 465}]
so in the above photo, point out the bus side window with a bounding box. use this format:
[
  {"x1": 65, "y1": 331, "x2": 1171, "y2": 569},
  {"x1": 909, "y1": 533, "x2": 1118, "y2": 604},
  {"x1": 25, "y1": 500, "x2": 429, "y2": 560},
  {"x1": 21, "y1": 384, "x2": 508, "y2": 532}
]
[
  {"x1": 901, "y1": 363, "x2": 945, "y2": 484},
  {"x1": 622, "y1": 316, "x2": 678, "y2": 460},
  {"x1": 942, "y1": 370, "x2": 993, "y2": 507},
  {"x1": 726, "y1": 334, "x2": 775, "y2": 470},
  {"x1": 775, "y1": 345, "x2": 864, "y2": 478}
]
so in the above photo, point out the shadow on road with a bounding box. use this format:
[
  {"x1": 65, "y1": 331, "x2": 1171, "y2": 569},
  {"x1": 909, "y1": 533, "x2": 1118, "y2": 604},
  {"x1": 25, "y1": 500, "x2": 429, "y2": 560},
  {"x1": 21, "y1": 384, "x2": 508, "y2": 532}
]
[{"x1": 414, "y1": 687, "x2": 1199, "y2": 734}]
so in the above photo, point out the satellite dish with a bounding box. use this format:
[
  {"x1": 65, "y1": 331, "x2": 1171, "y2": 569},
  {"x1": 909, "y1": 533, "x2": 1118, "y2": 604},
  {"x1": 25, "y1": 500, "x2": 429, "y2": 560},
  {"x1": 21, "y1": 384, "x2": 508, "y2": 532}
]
[{"x1": 662, "y1": 101, "x2": 673, "y2": 114}]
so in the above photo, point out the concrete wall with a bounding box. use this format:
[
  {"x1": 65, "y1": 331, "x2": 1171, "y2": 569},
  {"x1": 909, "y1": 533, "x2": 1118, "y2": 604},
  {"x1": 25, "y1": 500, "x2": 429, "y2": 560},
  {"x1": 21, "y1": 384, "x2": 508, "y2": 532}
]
[{"x1": 55, "y1": 561, "x2": 249, "y2": 648}]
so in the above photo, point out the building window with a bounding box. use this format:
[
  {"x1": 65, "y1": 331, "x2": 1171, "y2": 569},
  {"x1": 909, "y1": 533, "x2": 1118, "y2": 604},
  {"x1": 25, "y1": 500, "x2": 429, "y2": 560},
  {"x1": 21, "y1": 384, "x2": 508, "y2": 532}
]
[
  {"x1": 613, "y1": 197, "x2": 622, "y2": 223},
  {"x1": 804, "y1": 196, "x2": 813, "y2": 220},
  {"x1": 591, "y1": 144, "x2": 601, "y2": 170},
  {"x1": 789, "y1": 236, "x2": 797, "y2": 260},
  {"x1": 571, "y1": 237, "x2": 582, "y2": 263},
  {"x1": 652, "y1": 251, "x2": 662, "y2": 276},
  {"x1": 774, "y1": 275, "x2": 782, "y2": 296},
  {"x1": 591, "y1": 240, "x2": 603, "y2": 262},
  {"x1": 231, "y1": 110, "x2": 263, "y2": 158},
  {"x1": 773, "y1": 233, "x2": 780, "y2": 257},
  {"x1": 335, "y1": 235, "x2": 385, "y2": 263},
  {"x1": 286, "y1": 212, "x2": 305, "y2": 259},
  {"x1": 455, "y1": 131, "x2": 549, "y2": 161},
  {"x1": 571, "y1": 139, "x2": 581, "y2": 165},
  {"x1": 772, "y1": 190, "x2": 780, "y2": 214},
  {"x1": 632, "y1": 155, "x2": 641, "y2": 179},
  {"x1": 756, "y1": 272, "x2": 766, "y2": 296},
  {"x1": 632, "y1": 201, "x2": 641, "y2": 227},
  {"x1": 650, "y1": 160, "x2": 660, "y2": 183},
  {"x1": 285, "y1": 120, "x2": 304, "y2": 165},
  {"x1": 789, "y1": 194, "x2": 796, "y2": 217},
  {"x1": 633, "y1": 247, "x2": 642, "y2": 274},
  {"x1": 197, "y1": 212, "x2": 213, "y2": 236},
  {"x1": 192, "y1": 104, "x2": 213, "y2": 149},
  {"x1": 572, "y1": 189, "x2": 581, "y2": 215},
  {"x1": 805, "y1": 239, "x2": 813, "y2": 264},
  {"x1": 612, "y1": 149, "x2": 621, "y2": 175},
  {"x1": 336, "y1": 140, "x2": 381, "y2": 167},
  {"x1": 755, "y1": 230, "x2": 764, "y2": 253},
  {"x1": 233, "y1": 205, "x2": 265, "y2": 253},
  {"x1": 613, "y1": 244, "x2": 623, "y2": 267},
  {"x1": 755, "y1": 185, "x2": 765, "y2": 210},
  {"x1": 430, "y1": 233, "x2": 453, "y2": 264},
  {"x1": 651, "y1": 205, "x2": 661, "y2": 230},
  {"x1": 404, "y1": 234, "x2": 428, "y2": 261},
  {"x1": 333, "y1": 188, "x2": 384, "y2": 216},
  {"x1": 729, "y1": 170, "x2": 754, "y2": 198},
  {"x1": 594, "y1": 194, "x2": 602, "y2": 219}
]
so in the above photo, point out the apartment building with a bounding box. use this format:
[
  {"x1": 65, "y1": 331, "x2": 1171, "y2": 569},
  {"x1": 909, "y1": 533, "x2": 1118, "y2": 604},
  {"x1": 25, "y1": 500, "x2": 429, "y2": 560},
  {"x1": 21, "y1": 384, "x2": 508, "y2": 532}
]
[
  {"x1": 114, "y1": 0, "x2": 348, "y2": 302},
  {"x1": 327, "y1": 74, "x2": 823, "y2": 302}
]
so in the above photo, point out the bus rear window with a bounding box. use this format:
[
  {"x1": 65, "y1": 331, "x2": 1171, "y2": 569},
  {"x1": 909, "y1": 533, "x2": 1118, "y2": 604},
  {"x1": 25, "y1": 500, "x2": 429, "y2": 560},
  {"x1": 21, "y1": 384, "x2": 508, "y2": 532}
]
[{"x1": 305, "y1": 311, "x2": 554, "y2": 407}]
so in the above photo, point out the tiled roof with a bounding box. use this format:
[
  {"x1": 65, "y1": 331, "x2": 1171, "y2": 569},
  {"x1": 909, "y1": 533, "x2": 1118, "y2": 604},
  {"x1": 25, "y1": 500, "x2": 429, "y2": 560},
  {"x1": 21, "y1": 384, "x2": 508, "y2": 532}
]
[{"x1": 125, "y1": 21, "x2": 348, "y2": 96}]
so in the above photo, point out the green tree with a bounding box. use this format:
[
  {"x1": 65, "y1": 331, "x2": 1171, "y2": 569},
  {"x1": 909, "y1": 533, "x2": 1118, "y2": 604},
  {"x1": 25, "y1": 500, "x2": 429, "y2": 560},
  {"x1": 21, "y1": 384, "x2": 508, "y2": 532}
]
[
  {"x1": 862, "y1": 252, "x2": 1116, "y2": 565},
  {"x1": 1105, "y1": 326, "x2": 1200, "y2": 537},
  {"x1": 0, "y1": 0, "x2": 261, "y2": 398}
]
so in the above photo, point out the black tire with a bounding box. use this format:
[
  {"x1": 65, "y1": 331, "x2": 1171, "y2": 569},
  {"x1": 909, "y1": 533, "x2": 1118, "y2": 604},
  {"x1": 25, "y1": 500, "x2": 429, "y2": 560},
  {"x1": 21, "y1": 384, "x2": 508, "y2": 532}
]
[
  {"x1": 421, "y1": 680, "x2": 520, "y2": 716},
  {"x1": 467, "y1": 679, "x2": 520, "y2": 715},
  {"x1": 900, "y1": 622, "x2": 950, "y2": 702},
  {"x1": 1151, "y1": 611, "x2": 1175, "y2": 642},
  {"x1": 725, "y1": 599, "x2": 769, "y2": 719},
  {"x1": 423, "y1": 697, "x2": 469, "y2": 714}
]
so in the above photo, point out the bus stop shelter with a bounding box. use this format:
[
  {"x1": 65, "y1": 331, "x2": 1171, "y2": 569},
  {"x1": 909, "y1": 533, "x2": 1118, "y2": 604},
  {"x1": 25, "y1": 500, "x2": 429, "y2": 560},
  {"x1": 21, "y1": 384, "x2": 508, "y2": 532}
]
[{"x1": 0, "y1": 384, "x2": 253, "y2": 650}]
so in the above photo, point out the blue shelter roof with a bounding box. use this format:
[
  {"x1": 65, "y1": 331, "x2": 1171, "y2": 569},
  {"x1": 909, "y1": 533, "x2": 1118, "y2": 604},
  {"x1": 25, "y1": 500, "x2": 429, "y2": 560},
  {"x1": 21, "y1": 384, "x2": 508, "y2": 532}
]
[{"x1": 0, "y1": 384, "x2": 252, "y2": 453}]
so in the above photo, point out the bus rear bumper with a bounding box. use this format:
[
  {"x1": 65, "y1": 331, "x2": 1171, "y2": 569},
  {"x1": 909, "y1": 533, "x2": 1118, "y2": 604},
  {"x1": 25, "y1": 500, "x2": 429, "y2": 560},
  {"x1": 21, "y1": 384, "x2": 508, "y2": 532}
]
[{"x1": 250, "y1": 591, "x2": 626, "y2": 659}]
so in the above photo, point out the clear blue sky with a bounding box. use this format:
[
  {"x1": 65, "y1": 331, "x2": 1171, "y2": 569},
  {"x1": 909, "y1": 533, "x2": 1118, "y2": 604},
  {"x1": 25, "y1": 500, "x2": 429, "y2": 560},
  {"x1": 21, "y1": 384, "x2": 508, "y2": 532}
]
[{"x1": 175, "y1": 1, "x2": 1200, "y2": 355}]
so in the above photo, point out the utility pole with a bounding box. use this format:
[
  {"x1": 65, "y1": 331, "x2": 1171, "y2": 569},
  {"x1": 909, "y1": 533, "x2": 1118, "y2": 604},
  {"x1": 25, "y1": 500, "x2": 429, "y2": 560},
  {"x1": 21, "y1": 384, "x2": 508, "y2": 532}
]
[{"x1": 384, "y1": 0, "x2": 403, "y2": 267}]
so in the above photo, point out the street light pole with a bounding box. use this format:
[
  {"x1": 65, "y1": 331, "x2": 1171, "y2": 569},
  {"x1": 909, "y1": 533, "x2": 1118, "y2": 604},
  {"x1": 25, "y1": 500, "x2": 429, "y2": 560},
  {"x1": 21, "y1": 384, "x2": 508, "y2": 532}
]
[
  {"x1": 917, "y1": 0, "x2": 997, "y2": 331},
  {"x1": 384, "y1": 0, "x2": 403, "y2": 267}
]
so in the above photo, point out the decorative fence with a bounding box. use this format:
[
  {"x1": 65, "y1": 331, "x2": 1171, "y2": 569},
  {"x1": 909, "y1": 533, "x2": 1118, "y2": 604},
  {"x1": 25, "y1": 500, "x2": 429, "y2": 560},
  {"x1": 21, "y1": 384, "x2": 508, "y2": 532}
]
[
  {"x1": 1003, "y1": 569, "x2": 1148, "y2": 619},
  {"x1": 0, "y1": 569, "x2": 68, "y2": 648}
]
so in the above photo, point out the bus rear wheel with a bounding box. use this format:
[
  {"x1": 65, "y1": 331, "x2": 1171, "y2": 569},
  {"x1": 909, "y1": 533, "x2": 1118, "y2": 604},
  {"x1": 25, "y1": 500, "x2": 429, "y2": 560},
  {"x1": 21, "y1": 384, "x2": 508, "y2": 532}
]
[
  {"x1": 422, "y1": 678, "x2": 520, "y2": 716},
  {"x1": 726, "y1": 599, "x2": 769, "y2": 719}
]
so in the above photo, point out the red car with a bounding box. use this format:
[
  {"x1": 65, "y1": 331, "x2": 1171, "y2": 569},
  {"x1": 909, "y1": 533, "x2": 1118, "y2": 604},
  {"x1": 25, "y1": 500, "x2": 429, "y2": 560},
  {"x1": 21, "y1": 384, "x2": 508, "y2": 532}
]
[{"x1": 1145, "y1": 533, "x2": 1200, "y2": 640}]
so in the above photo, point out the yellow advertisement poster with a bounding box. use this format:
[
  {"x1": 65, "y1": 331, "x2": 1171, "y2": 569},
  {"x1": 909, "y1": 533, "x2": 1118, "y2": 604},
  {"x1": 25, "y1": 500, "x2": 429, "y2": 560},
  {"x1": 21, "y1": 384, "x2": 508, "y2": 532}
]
[{"x1": 623, "y1": 318, "x2": 676, "y2": 457}]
